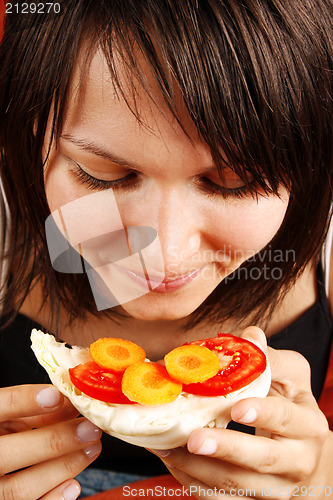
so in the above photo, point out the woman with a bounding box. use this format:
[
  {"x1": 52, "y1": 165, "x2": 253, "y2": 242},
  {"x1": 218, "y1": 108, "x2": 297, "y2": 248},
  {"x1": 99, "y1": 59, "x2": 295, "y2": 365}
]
[{"x1": 0, "y1": 1, "x2": 332, "y2": 498}]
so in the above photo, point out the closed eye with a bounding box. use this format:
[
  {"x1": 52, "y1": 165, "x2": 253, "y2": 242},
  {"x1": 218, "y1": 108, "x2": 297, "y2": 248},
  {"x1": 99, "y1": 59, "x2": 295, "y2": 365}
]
[
  {"x1": 70, "y1": 162, "x2": 140, "y2": 191},
  {"x1": 197, "y1": 176, "x2": 257, "y2": 199}
]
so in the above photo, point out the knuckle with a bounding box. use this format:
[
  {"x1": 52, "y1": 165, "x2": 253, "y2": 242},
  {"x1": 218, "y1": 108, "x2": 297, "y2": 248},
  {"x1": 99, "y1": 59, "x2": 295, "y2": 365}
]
[
  {"x1": 285, "y1": 349, "x2": 310, "y2": 371},
  {"x1": 0, "y1": 446, "x2": 9, "y2": 476},
  {"x1": 276, "y1": 402, "x2": 293, "y2": 434},
  {"x1": 277, "y1": 352, "x2": 311, "y2": 395},
  {"x1": 315, "y1": 413, "x2": 330, "y2": 442},
  {"x1": 257, "y1": 450, "x2": 279, "y2": 473},
  {"x1": 294, "y1": 351, "x2": 311, "y2": 374},
  {"x1": 1, "y1": 475, "x2": 33, "y2": 500},
  {"x1": 63, "y1": 451, "x2": 86, "y2": 477},
  {"x1": 63, "y1": 459, "x2": 78, "y2": 477},
  {"x1": 288, "y1": 457, "x2": 315, "y2": 482},
  {"x1": 301, "y1": 462, "x2": 315, "y2": 481},
  {"x1": 47, "y1": 427, "x2": 66, "y2": 456},
  {"x1": 273, "y1": 488, "x2": 292, "y2": 500},
  {"x1": 304, "y1": 454, "x2": 317, "y2": 478},
  {"x1": 303, "y1": 410, "x2": 329, "y2": 443},
  {"x1": 6, "y1": 388, "x2": 19, "y2": 415},
  {"x1": 219, "y1": 476, "x2": 239, "y2": 492},
  {"x1": 272, "y1": 491, "x2": 287, "y2": 500}
]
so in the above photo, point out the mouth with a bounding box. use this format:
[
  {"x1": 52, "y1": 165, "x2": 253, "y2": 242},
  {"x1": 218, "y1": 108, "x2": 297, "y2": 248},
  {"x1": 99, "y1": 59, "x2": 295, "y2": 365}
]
[{"x1": 119, "y1": 266, "x2": 205, "y2": 293}]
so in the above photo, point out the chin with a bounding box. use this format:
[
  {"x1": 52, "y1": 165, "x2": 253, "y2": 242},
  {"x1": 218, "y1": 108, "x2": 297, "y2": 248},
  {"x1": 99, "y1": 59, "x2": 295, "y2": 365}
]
[{"x1": 119, "y1": 294, "x2": 209, "y2": 322}]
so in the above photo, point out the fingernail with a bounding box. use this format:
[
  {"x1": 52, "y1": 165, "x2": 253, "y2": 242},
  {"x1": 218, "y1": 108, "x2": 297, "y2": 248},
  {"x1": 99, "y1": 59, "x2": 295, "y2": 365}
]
[
  {"x1": 63, "y1": 482, "x2": 81, "y2": 500},
  {"x1": 195, "y1": 438, "x2": 217, "y2": 456},
  {"x1": 77, "y1": 420, "x2": 101, "y2": 442},
  {"x1": 237, "y1": 408, "x2": 257, "y2": 424},
  {"x1": 149, "y1": 448, "x2": 171, "y2": 457},
  {"x1": 83, "y1": 441, "x2": 102, "y2": 458},
  {"x1": 36, "y1": 387, "x2": 61, "y2": 408}
]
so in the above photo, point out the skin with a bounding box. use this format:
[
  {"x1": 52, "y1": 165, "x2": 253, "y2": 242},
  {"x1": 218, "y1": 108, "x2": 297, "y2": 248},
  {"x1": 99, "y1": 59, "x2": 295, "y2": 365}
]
[
  {"x1": 43, "y1": 47, "x2": 289, "y2": 346},
  {"x1": 150, "y1": 328, "x2": 333, "y2": 499},
  {"x1": 0, "y1": 385, "x2": 102, "y2": 499},
  {"x1": 6, "y1": 44, "x2": 332, "y2": 499}
]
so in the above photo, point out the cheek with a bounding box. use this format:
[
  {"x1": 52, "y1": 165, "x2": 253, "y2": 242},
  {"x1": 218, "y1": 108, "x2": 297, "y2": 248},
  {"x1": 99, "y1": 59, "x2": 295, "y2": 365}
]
[
  {"x1": 210, "y1": 194, "x2": 289, "y2": 259},
  {"x1": 44, "y1": 167, "x2": 117, "y2": 254},
  {"x1": 44, "y1": 162, "x2": 79, "y2": 212}
]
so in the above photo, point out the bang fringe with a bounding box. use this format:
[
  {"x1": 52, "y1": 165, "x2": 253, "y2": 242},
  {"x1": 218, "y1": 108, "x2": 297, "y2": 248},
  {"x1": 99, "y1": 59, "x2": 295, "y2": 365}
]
[{"x1": 78, "y1": 0, "x2": 320, "y2": 197}]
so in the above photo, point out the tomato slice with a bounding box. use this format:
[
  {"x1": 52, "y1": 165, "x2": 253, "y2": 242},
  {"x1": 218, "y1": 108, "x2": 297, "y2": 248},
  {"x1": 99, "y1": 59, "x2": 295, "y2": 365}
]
[
  {"x1": 69, "y1": 361, "x2": 135, "y2": 404},
  {"x1": 182, "y1": 334, "x2": 266, "y2": 396}
]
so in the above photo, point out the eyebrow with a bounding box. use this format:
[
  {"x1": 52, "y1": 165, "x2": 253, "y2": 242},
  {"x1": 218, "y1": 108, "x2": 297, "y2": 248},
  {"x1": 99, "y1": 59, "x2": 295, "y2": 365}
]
[
  {"x1": 60, "y1": 133, "x2": 219, "y2": 174},
  {"x1": 60, "y1": 134, "x2": 137, "y2": 168}
]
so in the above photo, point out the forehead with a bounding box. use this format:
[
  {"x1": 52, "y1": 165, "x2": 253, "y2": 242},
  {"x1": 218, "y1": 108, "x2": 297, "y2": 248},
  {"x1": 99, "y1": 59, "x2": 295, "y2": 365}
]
[{"x1": 62, "y1": 43, "x2": 214, "y2": 172}]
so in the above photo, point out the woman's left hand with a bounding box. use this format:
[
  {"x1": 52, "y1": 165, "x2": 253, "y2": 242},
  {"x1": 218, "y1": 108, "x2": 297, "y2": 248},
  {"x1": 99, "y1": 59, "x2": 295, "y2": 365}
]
[{"x1": 150, "y1": 327, "x2": 332, "y2": 499}]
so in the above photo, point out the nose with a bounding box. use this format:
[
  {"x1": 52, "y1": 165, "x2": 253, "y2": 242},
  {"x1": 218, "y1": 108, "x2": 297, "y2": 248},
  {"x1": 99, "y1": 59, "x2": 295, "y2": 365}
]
[{"x1": 152, "y1": 186, "x2": 202, "y2": 275}]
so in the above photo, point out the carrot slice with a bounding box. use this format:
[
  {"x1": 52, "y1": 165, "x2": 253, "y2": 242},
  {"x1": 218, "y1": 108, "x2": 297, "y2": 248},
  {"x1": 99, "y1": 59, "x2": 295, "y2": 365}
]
[
  {"x1": 122, "y1": 362, "x2": 182, "y2": 405},
  {"x1": 164, "y1": 344, "x2": 220, "y2": 384},
  {"x1": 90, "y1": 338, "x2": 146, "y2": 373}
]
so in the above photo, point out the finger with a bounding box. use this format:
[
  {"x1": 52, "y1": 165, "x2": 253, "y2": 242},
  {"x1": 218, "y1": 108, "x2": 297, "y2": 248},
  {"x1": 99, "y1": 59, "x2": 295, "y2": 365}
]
[
  {"x1": 0, "y1": 420, "x2": 31, "y2": 435},
  {"x1": 169, "y1": 467, "x2": 256, "y2": 500},
  {"x1": 40, "y1": 480, "x2": 81, "y2": 500},
  {"x1": 266, "y1": 347, "x2": 312, "y2": 394},
  {"x1": 187, "y1": 426, "x2": 315, "y2": 481},
  {"x1": 151, "y1": 448, "x2": 282, "y2": 499},
  {"x1": 18, "y1": 397, "x2": 80, "y2": 429},
  {"x1": 0, "y1": 385, "x2": 65, "y2": 421},
  {"x1": 240, "y1": 326, "x2": 268, "y2": 354},
  {"x1": 0, "y1": 445, "x2": 101, "y2": 500},
  {"x1": 164, "y1": 466, "x2": 218, "y2": 499},
  {"x1": 0, "y1": 398, "x2": 80, "y2": 435},
  {"x1": 241, "y1": 328, "x2": 314, "y2": 397},
  {"x1": 0, "y1": 417, "x2": 102, "y2": 475},
  {"x1": 231, "y1": 394, "x2": 328, "y2": 439}
]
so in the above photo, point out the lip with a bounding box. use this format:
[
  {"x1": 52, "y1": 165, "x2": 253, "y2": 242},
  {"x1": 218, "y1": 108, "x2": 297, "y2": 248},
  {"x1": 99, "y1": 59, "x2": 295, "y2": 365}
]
[{"x1": 118, "y1": 266, "x2": 204, "y2": 293}]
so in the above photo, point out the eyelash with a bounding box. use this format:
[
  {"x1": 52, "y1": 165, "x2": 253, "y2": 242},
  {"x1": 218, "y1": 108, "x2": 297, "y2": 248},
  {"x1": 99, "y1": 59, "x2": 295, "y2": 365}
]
[
  {"x1": 70, "y1": 163, "x2": 255, "y2": 199},
  {"x1": 197, "y1": 177, "x2": 255, "y2": 200},
  {"x1": 71, "y1": 164, "x2": 140, "y2": 191}
]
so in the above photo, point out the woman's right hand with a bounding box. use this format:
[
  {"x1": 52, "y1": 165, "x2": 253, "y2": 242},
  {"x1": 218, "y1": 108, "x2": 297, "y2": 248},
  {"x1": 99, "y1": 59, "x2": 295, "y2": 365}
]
[{"x1": 0, "y1": 384, "x2": 102, "y2": 500}]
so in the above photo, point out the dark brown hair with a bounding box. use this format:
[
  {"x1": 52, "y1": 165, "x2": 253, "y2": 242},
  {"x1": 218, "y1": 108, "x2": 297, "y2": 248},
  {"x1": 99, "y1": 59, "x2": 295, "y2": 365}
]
[{"x1": 0, "y1": 0, "x2": 332, "y2": 332}]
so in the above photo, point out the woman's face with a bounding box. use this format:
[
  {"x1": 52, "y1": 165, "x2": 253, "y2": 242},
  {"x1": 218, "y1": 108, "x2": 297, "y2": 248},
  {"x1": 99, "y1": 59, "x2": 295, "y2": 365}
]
[{"x1": 44, "y1": 47, "x2": 289, "y2": 321}]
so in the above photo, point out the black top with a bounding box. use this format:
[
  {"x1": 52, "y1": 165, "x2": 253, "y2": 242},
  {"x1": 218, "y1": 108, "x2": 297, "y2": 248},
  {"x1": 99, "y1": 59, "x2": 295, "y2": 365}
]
[{"x1": 0, "y1": 264, "x2": 332, "y2": 475}]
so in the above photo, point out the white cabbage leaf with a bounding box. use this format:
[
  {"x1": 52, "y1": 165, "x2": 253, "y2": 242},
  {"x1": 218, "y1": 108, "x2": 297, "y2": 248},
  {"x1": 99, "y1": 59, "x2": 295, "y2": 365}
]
[{"x1": 31, "y1": 329, "x2": 271, "y2": 449}]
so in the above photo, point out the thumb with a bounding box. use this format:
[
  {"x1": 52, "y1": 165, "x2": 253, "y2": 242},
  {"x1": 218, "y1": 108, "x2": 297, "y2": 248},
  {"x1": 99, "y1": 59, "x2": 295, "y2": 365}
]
[
  {"x1": 240, "y1": 326, "x2": 311, "y2": 393},
  {"x1": 240, "y1": 326, "x2": 268, "y2": 354}
]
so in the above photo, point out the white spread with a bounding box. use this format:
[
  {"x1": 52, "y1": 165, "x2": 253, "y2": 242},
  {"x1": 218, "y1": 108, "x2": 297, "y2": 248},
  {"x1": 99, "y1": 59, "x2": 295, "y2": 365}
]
[{"x1": 30, "y1": 329, "x2": 271, "y2": 449}]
